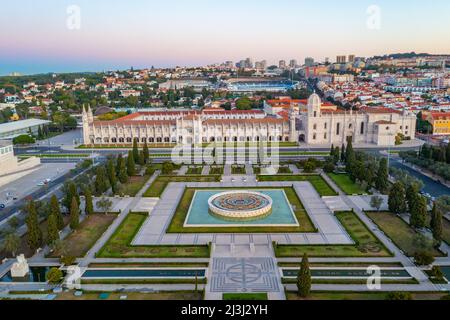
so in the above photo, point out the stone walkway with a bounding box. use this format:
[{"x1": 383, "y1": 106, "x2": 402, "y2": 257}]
[
  {"x1": 78, "y1": 171, "x2": 160, "y2": 267},
  {"x1": 205, "y1": 243, "x2": 285, "y2": 300},
  {"x1": 289, "y1": 164, "x2": 300, "y2": 174},
  {"x1": 320, "y1": 172, "x2": 438, "y2": 290},
  {"x1": 133, "y1": 180, "x2": 352, "y2": 246},
  {"x1": 223, "y1": 164, "x2": 231, "y2": 176},
  {"x1": 201, "y1": 165, "x2": 210, "y2": 175},
  {"x1": 177, "y1": 166, "x2": 188, "y2": 176}
]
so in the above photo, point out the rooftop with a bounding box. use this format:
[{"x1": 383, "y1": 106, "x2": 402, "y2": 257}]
[{"x1": 0, "y1": 119, "x2": 51, "y2": 135}]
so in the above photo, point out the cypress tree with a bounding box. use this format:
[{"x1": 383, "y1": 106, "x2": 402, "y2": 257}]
[
  {"x1": 431, "y1": 203, "x2": 443, "y2": 245},
  {"x1": 446, "y1": 143, "x2": 450, "y2": 165},
  {"x1": 50, "y1": 195, "x2": 64, "y2": 230},
  {"x1": 64, "y1": 181, "x2": 79, "y2": 210},
  {"x1": 375, "y1": 158, "x2": 389, "y2": 193},
  {"x1": 95, "y1": 166, "x2": 109, "y2": 195},
  {"x1": 341, "y1": 143, "x2": 346, "y2": 162},
  {"x1": 388, "y1": 182, "x2": 406, "y2": 214},
  {"x1": 410, "y1": 195, "x2": 427, "y2": 229},
  {"x1": 333, "y1": 146, "x2": 340, "y2": 164},
  {"x1": 297, "y1": 253, "x2": 311, "y2": 298},
  {"x1": 84, "y1": 188, "x2": 94, "y2": 215},
  {"x1": 46, "y1": 212, "x2": 59, "y2": 245},
  {"x1": 119, "y1": 157, "x2": 129, "y2": 183},
  {"x1": 106, "y1": 159, "x2": 117, "y2": 193},
  {"x1": 127, "y1": 150, "x2": 136, "y2": 176},
  {"x1": 143, "y1": 141, "x2": 149, "y2": 164},
  {"x1": 138, "y1": 150, "x2": 145, "y2": 166},
  {"x1": 132, "y1": 138, "x2": 139, "y2": 163},
  {"x1": 345, "y1": 138, "x2": 354, "y2": 163},
  {"x1": 25, "y1": 201, "x2": 43, "y2": 251},
  {"x1": 69, "y1": 197, "x2": 80, "y2": 230},
  {"x1": 37, "y1": 126, "x2": 43, "y2": 139},
  {"x1": 406, "y1": 183, "x2": 419, "y2": 211},
  {"x1": 116, "y1": 154, "x2": 124, "y2": 176}
]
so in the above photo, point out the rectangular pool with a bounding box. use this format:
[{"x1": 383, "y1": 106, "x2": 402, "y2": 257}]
[{"x1": 184, "y1": 189, "x2": 299, "y2": 227}]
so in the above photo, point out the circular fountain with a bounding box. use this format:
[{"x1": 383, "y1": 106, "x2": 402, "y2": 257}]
[{"x1": 208, "y1": 191, "x2": 273, "y2": 221}]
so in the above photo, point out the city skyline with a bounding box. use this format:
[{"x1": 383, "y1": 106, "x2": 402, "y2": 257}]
[{"x1": 1, "y1": 0, "x2": 450, "y2": 75}]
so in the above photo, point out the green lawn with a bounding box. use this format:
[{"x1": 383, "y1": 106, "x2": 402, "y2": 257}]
[
  {"x1": 286, "y1": 291, "x2": 447, "y2": 300},
  {"x1": 274, "y1": 211, "x2": 392, "y2": 257},
  {"x1": 49, "y1": 214, "x2": 116, "y2": 258},
  {"x1": 143, "y1": 175, "x2": 221, "y2": 197},
  {"x1": 166, "y1": 187, "x2": 316, "y2": 233},
  {"x1": 81, "y1": 278, "x2": 206, "y2": 285},
  {"x1": 327, "y1": 173, "x2": 367, "y2": 195},
  {"x1": 97, "y1": 212, "x2": 210, "y2": 258},
  {"x1": 278, "y1": 166, "x2": 292, "y2": 174},
  {"x1": 231, "y1": 165, "x2": 246, "y2": 175},
  {"x1": 442, "y1": 218, "x2": 450, "y2": 246},
  {"x1": 366, "y1": 211, "x2": 443, "y2": 257},
  {"x1": 119, "y1": 175, "x2": 150, "y2": 196},
  {"x1": 223, "y1": 293, "x2": 268, "y2": 300},
  {"x1": 56, "y1": 290, "x2": 202, "y2": 300},
  {"x1": 18, "y1": 154, "x2": 89, "y2": 159},
  {"x1": 186, "y1": 166, "x2": 203, "y2": 175},
  {"x1": 257, "y1": 175, "x2": 337, "y2": 196},
  {"x1": 209, "y1": 166, "x2": 224, "y2": 175}
]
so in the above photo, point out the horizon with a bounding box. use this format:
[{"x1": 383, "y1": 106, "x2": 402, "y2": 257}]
[{"x1": 2, "y1": 0, "x2": 450, "y2": 76}]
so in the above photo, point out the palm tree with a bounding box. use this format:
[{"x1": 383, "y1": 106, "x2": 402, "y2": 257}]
[{"x1": 3, "y1": 233, "x2": 21, "y2": 257}]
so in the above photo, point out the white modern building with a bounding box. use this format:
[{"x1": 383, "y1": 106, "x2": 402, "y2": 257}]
[
  {"x1": 0, "y1": 140, "x2": 41, "y2": 187},
  {"x1": 0, "y1": 119, "x2": 51, "y2": 140}
]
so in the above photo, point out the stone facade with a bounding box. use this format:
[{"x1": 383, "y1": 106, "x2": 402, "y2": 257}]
[
  {"x1": 82, "y1": 107, "x2": 291, "y2": 145},
  {"x1": 296, "y1": 93, "x2": 417, "y2": 146},
  {"x1": 82, "y1": 94, "x2": 416, "y2": 147}
]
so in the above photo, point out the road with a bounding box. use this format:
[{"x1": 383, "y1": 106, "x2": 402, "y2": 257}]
[{"x1": 390, "y1": 157, "x2": 450, "y2": 198}]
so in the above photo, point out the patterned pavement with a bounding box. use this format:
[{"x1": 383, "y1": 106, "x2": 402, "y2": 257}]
[{"x1": 209, "y1": 257, "x2": 280, "y2": 293}]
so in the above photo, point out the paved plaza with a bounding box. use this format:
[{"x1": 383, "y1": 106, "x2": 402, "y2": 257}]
[
  {"x1": 208, "y1": 257, "x2": 280, "y2": 293},
  {"x1": 133, "y1": 180, "x2": 353, "y2": 246}
]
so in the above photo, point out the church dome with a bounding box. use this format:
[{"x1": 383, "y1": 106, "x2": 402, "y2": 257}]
[{"x1": 308, "y1": 93, "x2": 321, "y2": 107}]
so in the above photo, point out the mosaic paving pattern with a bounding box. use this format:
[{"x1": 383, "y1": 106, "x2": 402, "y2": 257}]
[{"x1": 210, "y1": 258, "x2": 280, "y2": 293}]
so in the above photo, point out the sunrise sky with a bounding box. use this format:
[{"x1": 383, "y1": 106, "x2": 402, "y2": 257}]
[{"x1": 1, "y1": 0, "x2": 449, "y2": 75}]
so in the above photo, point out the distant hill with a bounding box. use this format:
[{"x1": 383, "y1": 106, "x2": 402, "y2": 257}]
[{"x1": 372, "y1": 52, "x2": 431, "y2": 60}]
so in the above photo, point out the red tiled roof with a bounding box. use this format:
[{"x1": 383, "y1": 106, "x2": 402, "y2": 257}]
[
  {"x1": 204, "y1": 118, "x2": 286, "y2": 125},
  {"x1": 94, "y1": 120, "x2": 176, "y2": 126}
]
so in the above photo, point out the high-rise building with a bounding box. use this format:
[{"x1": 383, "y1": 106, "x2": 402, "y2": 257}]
[
  {"x1": 279, "y1": 60, "x2": 286, "y2": 69},
  {"x1": 325, "y1": 57, "x2": 330, "y2": 64},
  {"x1": 255, "y1": 60, "x2": 267, "y2": 70},
  {"x1": 225, "y1": 61, "x2": 234, "y2": 69},
  {"x1": 245, "y1": 58, "x2": 253, "y2": 69},
  {"x1": 289, "y1": 59, "x2": 297, "y2": 68},
  {"x1": 348, "y1": 55, "x2": 355, "y2": 63},
  {"x1": 305, "y1": 57, "x2": 314, "y2": 67},
  {"x1": 336, "y1": 55, "x2": 347, "y2": 64},
  {"x1": 237, "y1": 60, "x2": 246, "y2": 68}
]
